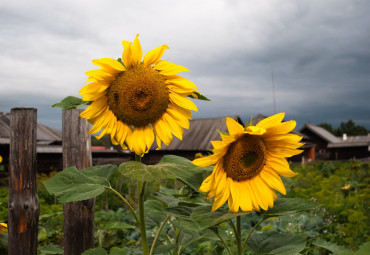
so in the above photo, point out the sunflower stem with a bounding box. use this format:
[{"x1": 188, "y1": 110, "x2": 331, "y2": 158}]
[
  {"x1": 213, "y1": 229, "x2": 233, "y2": 255},
  {"x1": 149, "y1": 215, "x2": 170, "y2": 255},
  {"x1": 106, "y1": 186, "x2": 139, "y2": 224},
  {"x1": 242, "y1": 218, "x2": 265, "y2": 250},
  {"x1": 138, "y1": 180, "x2": 148, "y2": 255},
  {"x1": 136, "y1": 154, "x2": 149, "y2": 255},
  {"x1": 237, "y1": 216, "x2": 242, "y2": 255}
]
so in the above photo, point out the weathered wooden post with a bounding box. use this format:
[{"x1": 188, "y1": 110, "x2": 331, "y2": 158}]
[
  {"x1": 8, "y1": 107, "x2": 40, "y2": 255},
  {"x1": 62, "y1": 109, "x2": 95, "y2": 255}
]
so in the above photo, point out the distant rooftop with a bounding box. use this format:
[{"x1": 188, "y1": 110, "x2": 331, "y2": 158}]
[{"x1": 0, "y1": 112, "x2": 62, "y2": 145}]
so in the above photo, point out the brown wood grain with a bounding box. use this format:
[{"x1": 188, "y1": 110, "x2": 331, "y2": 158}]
[
  {"x1": 62, "y1": 109, "x2": 95, "y2": 255},
  {"x1": 8, "y1": 108, "x2": 40, "y2": 255}
]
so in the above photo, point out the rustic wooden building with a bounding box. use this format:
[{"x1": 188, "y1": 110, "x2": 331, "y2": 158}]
[
  {"x1": 300, "y1": 123, "x2": 370, "y2": 160},
  {"x1": 0, "y1": 112, "x2": 64, "y2": 172}
]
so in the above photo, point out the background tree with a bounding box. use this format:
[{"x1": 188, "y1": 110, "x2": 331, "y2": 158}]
[{"x1": 318, "y1": 120, "x2": 369, "y2": 136}]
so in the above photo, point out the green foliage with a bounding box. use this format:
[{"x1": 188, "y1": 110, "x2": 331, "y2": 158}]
[
  {"x1": 43, "y1": 165, "x2": 117, "y2": 203},
  {"x1": 246, "y1": 232, "x2": 307, "y2": 255},
  {"x1": 52, "y1": 96, "x2": 91, "y2": 109},
  {"x1": 289, "y1": 160, "x2": 370, "y2": 249},
  {"x1": 119, "y1": 155, "x2": 210, "y2": 190},
  {"x1": 318, "y1": 120, "x2": 369, "y2": 136},
  {"x1": 188, "y1": 91, "x2": 212, "y2": 101}
]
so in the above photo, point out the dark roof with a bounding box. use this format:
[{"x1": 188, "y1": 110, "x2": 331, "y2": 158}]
[
  {"x1": 0, "y1": 112, "x2": 62, "y2": 144},
  {"x1": 328, "y1": 134, "x2": 370, "y2": 148},
  {"x1": 158, "y1": 116, "x2": 242, "y2": 151},
  {"x1": 300, "y1": 123, "x2": 340, "y2": 143},
  {"x1": 300, "y1": 122, "x2": 370, "y2": 148}
]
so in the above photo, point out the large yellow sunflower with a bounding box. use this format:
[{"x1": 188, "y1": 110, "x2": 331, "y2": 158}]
[
  {"x1": 80, "y1": 34, "x2": 200, "y2": 156},
  {"x1": 193, "y1": 113, "x2": 303, "y2": 213}
]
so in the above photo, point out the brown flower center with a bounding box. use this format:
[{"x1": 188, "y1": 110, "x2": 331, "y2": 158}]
[
  {"x1": 223, "y1": 134, "x2": 267, "y2": 181},
  {"x1": 107, "y1": 65, "x2": 169, "y2": 127}
]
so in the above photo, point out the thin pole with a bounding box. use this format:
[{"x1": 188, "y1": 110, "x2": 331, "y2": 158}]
[{"x1": 271, "y1": 65, "x2": 277, "y2": 114}]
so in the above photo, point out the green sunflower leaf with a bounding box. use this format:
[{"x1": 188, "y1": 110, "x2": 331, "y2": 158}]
[
  {"x1": 188, "y1": 91, "x2": 212, "y2": 101},
  {"x1": 158, "y1": 155, "x2": 209, "y2": 191},
  {"x1": 38, "y1": 244, "x2": 64, "y2": 254},
  {"x1": 118, "y1": 161, "x2": 175, "y2": 182},
  {"x1": 246, "y1": 231, "x2": 306, "y2": 255},
  {"x1": 190, "y1": 205, "x2": 248, "y2": 229},
  {"x1": 81, "y1": 247, "x2": 108, "y2": 255},
  {"x1": 52, "y1": 96, "x2": 91, "y2": 109},
  {"x1": 144, "y1": 200, "x2": 167, "y2": 226},
  {"x1": 312, "y1": 239, "x2": 353, "y2": 254},
  {"x1": 263, "y1": 198, "x2": 319, "y2": 219},
  {"x1": 82, "y1": 164, "x2": 118, "y2": 182},
  {"x1": 43, "y1": 167, "x2": 108, "y2": 203},
  {"x1": 118, "y1": 155, "x2": 208, "y2": 190}
]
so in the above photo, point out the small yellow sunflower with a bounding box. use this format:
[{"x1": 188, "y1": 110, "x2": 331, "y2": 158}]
[
  {"x1": 80, "y1": 34, "x2": 200, "y2": 156},
  {"x1": 0, "y1": 223, "x2": 7, "y2": 234},
  {"x1": 193, "y1": 113, "x2": 303, "y2": 213},
  {"x1": 0, "y1": 155, "x2": 2, "y2": 164}
]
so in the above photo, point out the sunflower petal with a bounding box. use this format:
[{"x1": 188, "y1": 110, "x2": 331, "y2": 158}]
[
  {"x1": 260, "y1": 169, "x2": 286, "y2": 195},
  {"x1": 155, "y1": 60, "x2": 189, "y2": 76},
  {"x1": 165, "y1": 75, "x2": 198, "y2": 90},
  {"x1": 211, "y1": 178, "x2": 231, "y2": 211},
  {"x1": 199, "y1": 173, "x2": 214, "y2": 193},
  {"x1": 256, "y1": 112, "x2": 285, "y2": 129},
  {"x1": 265, "y1": 158, "x2": 297, "y2": 177},
  {"x1": 226, "y1": 117, "x2": 244, "y2": 135},
  {"x1": 143, "y1": 44, "x2": 170, "y2": 67},
  {"x1": 153, "y1": 119, "x2": 173, "y2": 146},
  {"x1": 80, "y1": 97, "x2": 108, "y2": 119},
  {"x1": 144, "y1": 125, "x2": 155, "y2": 153},
  {"x1": 92, "y1": 58, "x2": 125, "y2": 72},
  {"x1": 131, "y1": 34, "x2": 143, "y2": 66},
  {"x1": 266, "y1": 120, "x2": 297, "y2": 136},
  {"x1": 169, "y1": 92, "x2": 198, "y2": 111},
  {"x1": 192, "y1": 153, "x2": 220, "y2": 167},
  {"x1": 162, "y1": 113, "x2": 183, "y2": 140},
  {"x1": 122, "y1": 40, "x2": 133, "y2": 67},
  {"x1": 229, "y1": 181, "x2": 240, "y2": 212},
  {"x1": 239, "y1": 181, "x2": 253, "y2": 212}
]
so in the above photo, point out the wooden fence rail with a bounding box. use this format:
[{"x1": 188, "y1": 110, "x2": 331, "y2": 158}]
[{"x1": 7, "y1": 108, "x2": 95, "y2": 255}]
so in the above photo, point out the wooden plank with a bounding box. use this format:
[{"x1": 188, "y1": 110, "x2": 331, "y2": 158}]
[
  {"x1": 8, "y1": 107, "x2": 40, "y2": 255},
  {"x1": 62, "y1": 109, "x2": 95, "y2": 255}
]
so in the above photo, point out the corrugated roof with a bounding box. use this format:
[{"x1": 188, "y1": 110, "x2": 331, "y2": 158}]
[
  {"x1": 0, "y1": 112, "x2": 62, "y2": 144},
  {"x1": 300, "y1": 123, "x2": 341, "y2": 143},
  {"x1": 158, "y1": 116, "x2": 242, "y2": 151},
  {"x1": 328, "y1": 134, "x2": 370, "y2": 148}
]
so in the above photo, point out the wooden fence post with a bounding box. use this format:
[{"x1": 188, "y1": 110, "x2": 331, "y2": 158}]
[
  {"x1": 8, "y1": 107, "x2": 40, "y2": 255},
  {"x1": 62, "y1": 109, "x2": 95, "y2": 255}
]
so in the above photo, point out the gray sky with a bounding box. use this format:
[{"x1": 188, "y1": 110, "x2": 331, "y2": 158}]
[{"x1": 1, "y1": 0, "x2": 369, "y2": 131}]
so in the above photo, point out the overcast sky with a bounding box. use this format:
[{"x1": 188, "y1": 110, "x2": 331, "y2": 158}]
[{"x1": 1, "y1": 0, "x2": 369, "y2": 131}]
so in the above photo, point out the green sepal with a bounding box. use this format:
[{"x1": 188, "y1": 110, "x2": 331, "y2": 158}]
[
  {"x1": 263, "y1": 198, "x2": 319, "y2": 219},
  {"x1": 217, "y1": 130, "x2": 229, "y2": 136},
  {"x1": 52, "y1": 96, "x2": 91, "y2": 109},
  {"x1": 188, "y1": 91, "x2": 212, "y2": 101},
  {"x1": 116, "y1": 58, "x2": 126, "y2": 68}
]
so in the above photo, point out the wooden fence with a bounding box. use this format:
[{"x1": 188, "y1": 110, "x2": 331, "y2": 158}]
[{"x1": 7, "y1": 107, "x2": 95, "y2": 255}]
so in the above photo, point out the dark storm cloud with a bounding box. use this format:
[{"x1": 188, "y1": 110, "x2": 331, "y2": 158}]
[{"x1": 0, "y1": 0, "x2": 369, "y2": 130}]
